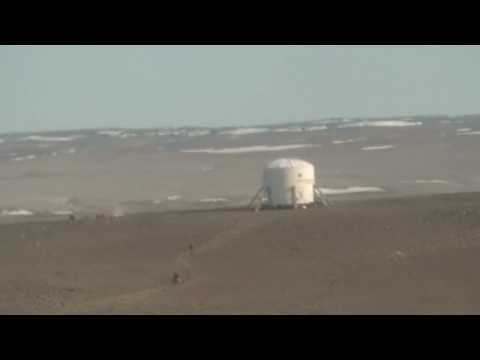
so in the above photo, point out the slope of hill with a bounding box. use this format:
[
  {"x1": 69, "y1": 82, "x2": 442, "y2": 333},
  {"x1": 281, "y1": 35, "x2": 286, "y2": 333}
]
[{"x1": 1, "y1": 192, "x2": 480, "y2": 314}]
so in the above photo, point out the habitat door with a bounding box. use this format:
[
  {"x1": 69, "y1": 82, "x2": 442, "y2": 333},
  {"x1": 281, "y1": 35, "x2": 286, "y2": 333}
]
[
  {"x1": 290, "y1": 186, "x2": 304, "y2": 207},
  {"x1": 296, "y1": 188, "x2": 304, "y2": 203}
]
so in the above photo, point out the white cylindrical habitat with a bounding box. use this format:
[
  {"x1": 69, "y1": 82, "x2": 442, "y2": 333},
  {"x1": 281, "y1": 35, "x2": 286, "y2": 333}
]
[{"x1": 263, "y1": 158, "x2": 315, "y2": 207}]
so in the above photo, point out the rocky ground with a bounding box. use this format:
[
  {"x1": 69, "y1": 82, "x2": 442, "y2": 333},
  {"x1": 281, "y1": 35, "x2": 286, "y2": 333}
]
[{"x1": 1, "y1": 192, "x2": 480, "y2": 314}]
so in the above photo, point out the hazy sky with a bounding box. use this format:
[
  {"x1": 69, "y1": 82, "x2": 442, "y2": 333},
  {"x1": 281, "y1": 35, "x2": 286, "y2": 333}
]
[{"x1": 1, "y1": 45, "x2": 480, "y2": 133}]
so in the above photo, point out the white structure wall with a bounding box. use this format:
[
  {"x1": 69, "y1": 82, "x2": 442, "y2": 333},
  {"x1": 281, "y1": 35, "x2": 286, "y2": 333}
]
[{"x1": 263, "y1": 159, "x2": 315, "y2": 207}]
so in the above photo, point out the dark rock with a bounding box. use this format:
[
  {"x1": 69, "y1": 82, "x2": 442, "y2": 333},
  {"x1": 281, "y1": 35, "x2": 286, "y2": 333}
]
[{"x1": 172, "y1": 273, "x2": 182, "y2": 285}]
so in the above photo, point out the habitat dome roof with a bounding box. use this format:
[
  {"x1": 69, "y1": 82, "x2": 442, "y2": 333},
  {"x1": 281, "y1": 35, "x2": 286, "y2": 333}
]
[{"x1": 266, "y1": 158, "x2": 313, "y2": 169}]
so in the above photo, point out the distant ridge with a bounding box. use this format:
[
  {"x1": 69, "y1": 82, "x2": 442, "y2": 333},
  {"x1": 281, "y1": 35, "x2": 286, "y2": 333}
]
[{"x1": 2, "y1": 113, "x2": 480, "y2": 137}]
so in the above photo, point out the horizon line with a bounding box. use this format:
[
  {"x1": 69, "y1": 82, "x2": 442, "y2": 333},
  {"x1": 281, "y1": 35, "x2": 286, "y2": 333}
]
[{"x1": 1, "y1": 112, "x2": 478, "y2": 137}]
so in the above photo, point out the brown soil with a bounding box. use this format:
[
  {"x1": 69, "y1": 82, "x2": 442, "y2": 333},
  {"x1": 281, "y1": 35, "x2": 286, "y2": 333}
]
[{"x1": 1, "y1": 192, "x2": 480, "y2": 314}]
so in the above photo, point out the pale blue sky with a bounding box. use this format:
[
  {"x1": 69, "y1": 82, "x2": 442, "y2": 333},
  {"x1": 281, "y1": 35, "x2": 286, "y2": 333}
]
[{"x1": 1, "y1": 45, "x2": 480, "y2": 133}]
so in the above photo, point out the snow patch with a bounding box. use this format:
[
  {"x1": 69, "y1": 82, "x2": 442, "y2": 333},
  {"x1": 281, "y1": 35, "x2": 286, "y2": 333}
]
[
  {"x1": 273, "y1": 127, "x2": 304, "y2": 133},
  {"x1": 333, "y1": 139, "x2": 355, "y2": 145},
  {"x1": 457, "y1": 128, "x2": 472, "y2": 133},
  {"x1": 97, "y1": 130, "x2": 123, "y2": 137},
  {"x1": 22, "y1": 135, "x2": 83, "y2": 142},
  {"x1": 119, "y1": 133, "x2": 137, "y2": 139},
  {"x1": 332, "y1": 138, "x2": 365, "y2": 145},
  {"x1": 181, "y1": 144, "x2": 318, "y2": 154},
  {"x1": 186, "y1": 130, "x2": 210, "y2": 137},
  {"x1": 458, "y1": 131, "x2": 480, "y2": 136},
  {"x1": 339, "y1": 120, "x2": 422, "y2": 128},
  {"x1": 411, "y1": 180, "x2": 450, "y2": 185},
  {"x1": 304, "y1": 126, "x2": 327, "y2": 132},
  {"x1": 97, "y1": 130, "x2": 137, "y2": 139},
  {"x1": 1, "y1": 209, "x2": 35, "y2": 216},
  {"x1": 362, "y1": 145, "x2": 396, "y2": 151},
  {"x1": 200, "y1": 198, "x2": 228, "y2": 203},
  {"x1": 273, "y1": 126, "x2": 327, "y2": 133},
  {"x1": 12, "y1": 155, "x2": 36, "y2": 161},
  {"x1": 319, "y1": 187, "x2": 385, "y2": 195},
  {"x1": 167, "y1": 195, "x2": 182, "y2": 201},
  {"x1": 112, "y1": 206, "x2": 125, "y2": 218},
  {"x1": 221, "y1": 128, "x2": 270, "y2": 136},
  {"x1": 390, "y1": 250, "x2": 407, "y2": 262}
]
